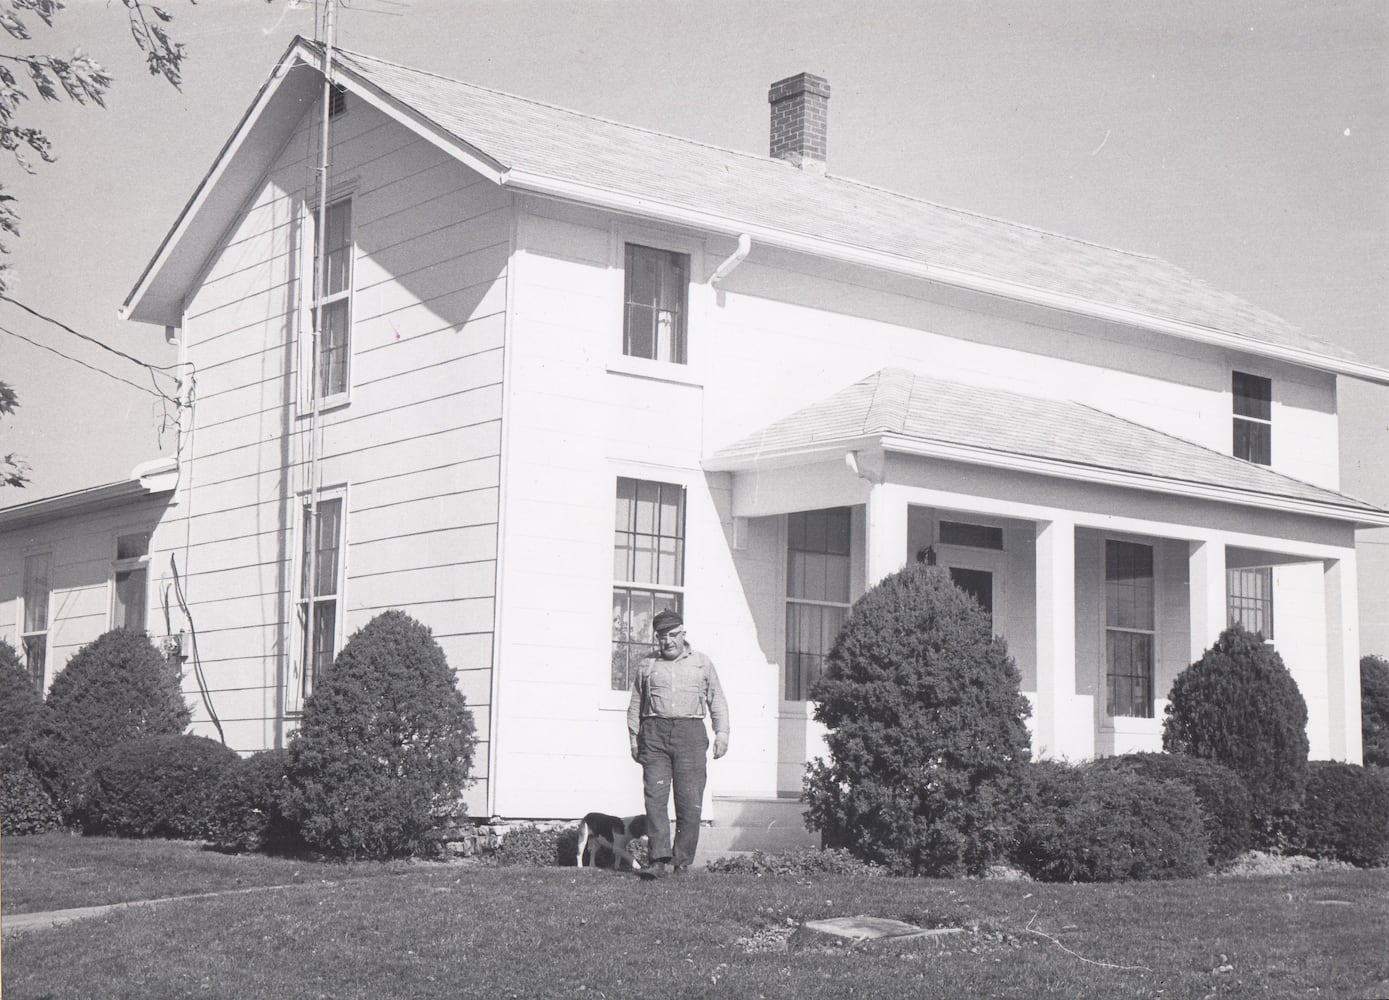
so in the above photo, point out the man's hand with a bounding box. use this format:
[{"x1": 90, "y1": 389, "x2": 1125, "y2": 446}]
[
  {"x1": 713, "y1": 735, "x2": 728, "y2": 759},
  {"x1": 630, "y1": 742, "x2": 641, "y2": 762}
]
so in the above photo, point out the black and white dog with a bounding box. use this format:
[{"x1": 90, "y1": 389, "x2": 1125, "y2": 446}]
[{"x1": 575, "y1": 812, "x2": 649, "y2": 871}]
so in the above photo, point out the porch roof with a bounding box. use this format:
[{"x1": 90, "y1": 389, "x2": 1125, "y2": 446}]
[{"x1": 704, "y1": 368, "x2": 1389, "y2": 526}]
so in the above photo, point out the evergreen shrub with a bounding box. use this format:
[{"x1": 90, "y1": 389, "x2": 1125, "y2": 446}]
[
  {"x1": 1089, "y1": 752, "x2": 1252, "y2": 868},
  {"x1": 802, "y1": 564, "x2": 1032, "y2": 876},
  {"x1": 1361, "y1": 655, "x2": 1389, "y2": 769},
  {"x1": 208, "y1": 749, "x2": 300, "y2": 854},
  {"x1": 79, "y1": 734, "x2": 240, "y2": 839},
  {"x1": 1292, "y1": 761, "x2": 1389, "y2": 867},
  {"x1": 1011, "y1": 760, "x2": 1209, "y2": 882},
  {"x1": 284, "y1": 611, "x2": 476, "y2": 859},
  {"x1": 0, "y1": 638, "x2": 42, "y2": 748},
  {"x1": 0, "y1": 746, "x2": 62, "y2": 834},
  {"x1": 493, "y1": 824, "x2": 570, "y2": 867},
  {"x1": 28, "y1": 629, "x2": 191, "y2": 818},
  {"x1": 1163, "y1": 624, "x2": 1308, "y2": 839}
]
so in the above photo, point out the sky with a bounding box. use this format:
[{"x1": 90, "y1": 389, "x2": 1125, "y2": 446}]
[{"x1": 1, "y1": 0, "x2": 1386, "y2": 631}]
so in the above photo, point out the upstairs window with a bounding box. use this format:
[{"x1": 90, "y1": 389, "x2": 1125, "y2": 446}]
[
  {"x1": 623, "y1": 244, "x2": 688, "y2": 364},
  {"x1": 328, "y1": 82, "x2": 347, "y2": 118},
  {"x1": 611, "y1": 478, "x2": 686, "y2": 690},
  {"x1": 1227, "y1": 566, "x2": 1273, "y2": 640},
  {"x1": 311, "y1": 199, "x2": 354, "y2": 400},
  {"x1": 1233, "y1": 371, "x2": 1271, "y2": 465},
  {"x1": 112, "y1": 531, "x2": 151, "y2": 632},
  {"x1": 785, "y1": 508, "x2": 851, "y2": 701},
  {"x1": 21, "y1": 553, "x2": 50, "y2": 693}
]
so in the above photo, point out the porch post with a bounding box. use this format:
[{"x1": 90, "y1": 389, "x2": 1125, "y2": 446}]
[
  {"x1": 1035, "y1": 517, "x2": 1088, "y2": 760},
  {"x1": 1324, "y1": 552, "x2": 1363, "y2": 763},
  {"x1": 1187, "y1": 538, "x2": 1227, "y2": 664},
  {"x1": 864, "y1": 483, "x2": 908, "y2": 587}
]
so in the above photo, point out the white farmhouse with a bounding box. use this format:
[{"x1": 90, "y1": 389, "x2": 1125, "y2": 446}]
[{"x1": 5, "y1": 37, "x2": 1388, "y2": 823}]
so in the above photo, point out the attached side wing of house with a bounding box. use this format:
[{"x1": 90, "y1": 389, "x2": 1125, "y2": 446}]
[{"x1": 11, "y1": 36, "x2": 1380, "y2": 820}]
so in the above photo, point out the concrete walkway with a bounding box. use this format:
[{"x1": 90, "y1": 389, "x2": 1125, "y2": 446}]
[{"x1": 2, "y1": 883, "x2": 302, "y2": 936}]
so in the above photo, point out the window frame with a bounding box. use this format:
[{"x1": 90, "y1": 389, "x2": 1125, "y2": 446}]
[
  {"x1": 299, "y1": 192, "x2": 356, "y2": 411},
  {"x1": 1227, "y1": 566, "x2": 1274, "y2": 640},
  {"x1": 610, "y1": 476, "x2": 688, "y2": 692},
  {"x1": 293, "y1": 486, "x2": 348, "y2": 703},
  {"x1": 1232, "y1": 370, "x2": 1272, "y2": 466},
  {"x1": 20, "y1": 551, "x2": 51, "y2": 694},
  {"x1": 110, "y1": 529, "x2": 151, "y2": 633},
  {"x1": 622, "y1": 242, "x2": 690, "y2": 365},
  {"x1": 783, "y1": 507, "x2": 853, "y2": 703},
  {"x1": 1104, "y1": 538, "x2": 1156, "y2": 720}
]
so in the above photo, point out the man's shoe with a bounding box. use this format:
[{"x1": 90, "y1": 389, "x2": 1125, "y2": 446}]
[
  {"x1": 639, "y1": 861, "x2": 671, "y2": 881},
  {"x1": 672, "y1": 863, "x2": 691, "y2": 875}
]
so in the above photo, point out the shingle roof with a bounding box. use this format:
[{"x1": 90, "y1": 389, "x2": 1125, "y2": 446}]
[
  {"x1": 332, "y1": 46, "x2": 1359, "y2": 368},
  {"x1": 706, "y1": 368, "x2": 1385, "y2": 519}
]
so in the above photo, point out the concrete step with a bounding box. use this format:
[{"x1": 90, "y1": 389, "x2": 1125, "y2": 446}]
[
  {"x1": 704, "y1": 796, "x2": 821, "y2": 855},
  {"x1": 713, "y1": 795, "x2": 812, "y2": 828}
]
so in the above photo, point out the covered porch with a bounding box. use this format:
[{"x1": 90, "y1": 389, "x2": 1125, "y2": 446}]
[{"x1": 704, "y1": 369, "x2": 1386, "y2": 787}]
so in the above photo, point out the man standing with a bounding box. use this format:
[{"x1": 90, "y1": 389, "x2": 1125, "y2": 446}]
[{"x1": 628, "y1": 609, "x2": 729, "y2": 876}]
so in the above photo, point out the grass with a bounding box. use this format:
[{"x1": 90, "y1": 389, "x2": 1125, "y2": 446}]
[{"x1": 4, "y1": 834, "x2": 1389, "y2": 999}]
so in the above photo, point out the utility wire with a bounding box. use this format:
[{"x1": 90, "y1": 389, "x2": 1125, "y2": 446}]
[
  {"x1": 0, "y1": 322, "x2": 164, "y2": 399},
  {"x1": 0, "y1": 293, "x2": 184, "y2": 380}
]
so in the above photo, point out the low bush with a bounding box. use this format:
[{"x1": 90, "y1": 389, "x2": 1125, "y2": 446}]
[
  {"x1": 0, "y1": 746, "x2": 62, "y2": 835},
  {"x1": 284, "y1": 611, "x2": 476, "y2": 859},
  {"x1": 1089, "y1": 752, "x2": 1253, "y2": 868},
  {"x1": 208, "y1": 749, "x2": 300, "y2": 854},
  {"x1": 79, "y1": 734, "x2": 240, "y2": 840},
  {"x1": 29, "y1": 629, "x2": 191, "y2": 818},
  {"x1": 705, "y1": 847, "x2": 883, "y2": 877},
  {"x1": 0, "y1": 639, "x2": 42, "y2": 748},
  {"x1": 492, "y1": 824, "x2": 576, "y2": 867},
  {"x1": 1011, "y1": 760, "x2": 1209, "y2": 882},
  {"x1": 1292, "y1": 761, "x2": 1389, "y2": 868}
]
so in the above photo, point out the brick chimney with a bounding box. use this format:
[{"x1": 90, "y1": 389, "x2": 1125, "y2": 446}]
[{"x1": 768, "y1": 72, "x2": 830, "y2": 174}]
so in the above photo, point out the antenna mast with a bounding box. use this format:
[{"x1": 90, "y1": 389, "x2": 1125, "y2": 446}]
[{"x1": 304, "y1": 0, "x2": 337, "y2": 701}]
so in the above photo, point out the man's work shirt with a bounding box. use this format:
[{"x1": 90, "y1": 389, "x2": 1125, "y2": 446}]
[{"x1": 628, "y1": 647, "x2": 730, "y2": 745}]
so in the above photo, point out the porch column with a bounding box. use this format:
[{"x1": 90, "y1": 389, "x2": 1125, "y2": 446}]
[
  {"x1": 1034, "y1": 517, "x2": 1089, "y2": 760},
  {"x1": 1187, "y1": 537, "x2": 1227, "y2": 664},
  {"x1": 864, "y1": 483, "x2": 908, "y2": 587},
  {"x1": 1324, "y1": 552, "x2": 1363, "y2": 763}
]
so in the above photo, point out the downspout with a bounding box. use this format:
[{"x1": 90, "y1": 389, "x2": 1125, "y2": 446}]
[{"x1": 709, "y1": 233, "x2": 751, "y2": 286}]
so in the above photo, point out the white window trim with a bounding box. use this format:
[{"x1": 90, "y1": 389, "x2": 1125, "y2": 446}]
[
  {"x1": 781, "y1": 508, "x2": 854, "y2": 707},
  {"x1": 609, "y1": 222, "x2": 706, "y2": 374},
  {"x1": 297, "y1": 187, "x2": 358, "y2": 414},
  {"x1": 109, "y1": 528, "x2": 152, "y2": 633},
  {"x1": 1099, "y1": 535, "x2": 1161, "y2": 725},
  {"x1": 601, "y1": 461, "x2": 698, "y2": 711},
  {"x1": 287, "y1": 484, "x2": 349, "y2": 713},
  {"x1": 19, "y1": 549, "x2": 52, "y2": 694}
]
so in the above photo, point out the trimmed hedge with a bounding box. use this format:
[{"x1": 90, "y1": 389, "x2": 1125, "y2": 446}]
[
  {"x1": 208, "y1": 749, "x2": 300, "y2": 854},
  {"x1": 1011, "y1": 760, "x2": 1210, "y2": 882},
  {"x1": 78, "y1": 734, "x2": 240, "y2": 839},
  {"x1": 1362, "y1": 655, "x2": 1389, "y2": 769},
  {"x1": 1163, "y1": 625, "x2": 1308, "y2": 839},
  {"x1": 0, "y1": 746, "x2": 62, "y2": 835},
  {"x1": 284, "y1": 611, "x2": 477, "y2": 859},
  {"x1": 1089, "y1": 752, "x2": 1253, "y2": 868},
  {"x1": 0, "y1": 639, "x2": 41, "y2": 748},
  {"x1": 1293, "y1": 761, "x2": 1389, "y2": 867},
  {"x1": 803, "y1": 564, "x2": 1032, "y2": 877},
  {"x1": 29, "y1": 629, "x2": 191, "y2": 817}
]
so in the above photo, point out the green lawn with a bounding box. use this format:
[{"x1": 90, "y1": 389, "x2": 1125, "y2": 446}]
[{"x1": 4, "y1": 834, "x2": 1388, "y2": 999}]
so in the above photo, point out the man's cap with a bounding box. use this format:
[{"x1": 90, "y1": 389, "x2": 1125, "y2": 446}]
[{"x1": 652, "y1": 609, "x2": 684, "y2": 635}]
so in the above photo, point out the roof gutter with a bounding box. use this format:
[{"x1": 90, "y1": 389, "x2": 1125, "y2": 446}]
[
  {"x1": 503, "y1": 170, "x2": 1389, "y2": 387},
  {"x1": 0, "y1": 458, "x2": 177, "y2": 532}
]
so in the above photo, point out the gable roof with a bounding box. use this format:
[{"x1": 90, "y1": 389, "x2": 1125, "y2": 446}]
[
  {"x1": 704, "y1": 368, "x2": 1389, "y2": 526},
  {"x1": 123, "y1": 37, "x2": 1389, "y2": 386}
]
